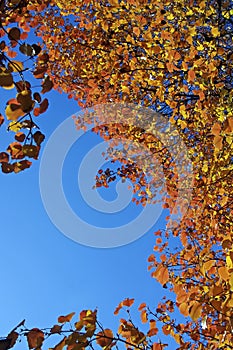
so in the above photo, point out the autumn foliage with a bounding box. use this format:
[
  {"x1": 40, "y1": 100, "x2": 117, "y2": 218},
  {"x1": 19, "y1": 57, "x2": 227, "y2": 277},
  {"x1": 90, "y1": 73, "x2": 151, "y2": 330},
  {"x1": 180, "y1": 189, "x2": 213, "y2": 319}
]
[{"x1": 0, "y1": 0, "x2": 233, "y2": 349}]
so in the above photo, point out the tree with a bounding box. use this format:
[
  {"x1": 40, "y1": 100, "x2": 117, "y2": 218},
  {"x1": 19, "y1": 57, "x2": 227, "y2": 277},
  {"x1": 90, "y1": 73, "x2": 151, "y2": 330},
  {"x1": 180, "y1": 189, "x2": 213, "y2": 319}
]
[{"x1": 0, "y1": 0, "x2": 233, "y2": 349}]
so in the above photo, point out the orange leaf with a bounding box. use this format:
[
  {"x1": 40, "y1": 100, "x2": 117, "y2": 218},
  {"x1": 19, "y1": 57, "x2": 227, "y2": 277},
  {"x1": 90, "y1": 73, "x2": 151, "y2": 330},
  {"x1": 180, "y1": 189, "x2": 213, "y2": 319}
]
[
  {"x1": 223, "y1": 117, "x2": 233, "y2": 133},
  {"x1": 176, "y1": 289, "x2": 188, "y2": 304},
  {"x1": 123, "y1": 298, "x2": 135, "y2": 307},
  {"x1": 218, "y1": 266, "x2": 229, "y2": 281},
  {"x1": 138, "y1": 302, "x2": 146, "y2": 311},
  {"x1": 189, "y1": 302, "x2": 202, "y2": 321},
  {"x1": 211, "y1": 122, "x2": 221, "y2": 136},
  {"x1": 133, "y1": 27, "x2": 140, "y2": 36},
  {"x1": 213, "y1": 135, "x2": 223, "y2": 150},
  {"x1": 188, "y1": 70, "x2": 195, "y2": 82},
  {"x1": 152, "y1": 265, "x2": 169, "y2": 285},
  {"x1": 140, "y1": 309, "x2": 148, "y2": 324},
  {"x1": 179, "y1": 302, "x2": 189, "y2": 316},
  {"x1": 58, "y1": 312, "x2": 75, "y2": 323},
  {"x1": 149, "y1": 320, "x2": 157, "y2": 331},
  {"x1": 96, "y1": 329, "x2": 113, "y2": 348},
  {"x1": 162, "y1": 324, "x2": 171, "y2": 335}
]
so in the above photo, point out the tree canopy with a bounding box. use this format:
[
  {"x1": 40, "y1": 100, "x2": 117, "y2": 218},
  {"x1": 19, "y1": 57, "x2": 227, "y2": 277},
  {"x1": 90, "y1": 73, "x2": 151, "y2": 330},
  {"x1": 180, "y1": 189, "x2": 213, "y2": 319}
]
[{"x1": 0, "y1": 0, "x2": 233, "y2": 349}]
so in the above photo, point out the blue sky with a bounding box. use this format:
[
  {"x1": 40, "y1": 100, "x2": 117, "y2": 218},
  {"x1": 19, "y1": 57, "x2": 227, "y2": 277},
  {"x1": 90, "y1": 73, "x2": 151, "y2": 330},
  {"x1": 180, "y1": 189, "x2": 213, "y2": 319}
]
[{"x1": 0, "y1": 87, "x2": 180, "y2": 348}]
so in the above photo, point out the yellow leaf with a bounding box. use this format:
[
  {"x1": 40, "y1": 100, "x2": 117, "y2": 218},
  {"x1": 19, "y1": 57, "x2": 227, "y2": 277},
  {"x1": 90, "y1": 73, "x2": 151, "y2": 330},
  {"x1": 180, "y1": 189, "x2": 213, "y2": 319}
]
[
  {"x1": 178, "y1": 119, "x2": 187, "y2": 129},
  {"x1": 102, "y1": 21, "x2": 108, "y2": 31},
  {"x1": 121, "y1": 85, "x2": 130, "y2": 94},
  {"x1": 202, "y1": 163, "x2": 208, "y2": 173},
  {"x1": 229, "y1": 273, "x2": 233, "y2": 291},
  {"x1": 227, "y1": 295, "x2": 233, "y2": 307},
  {"x1": 8, "y1": 121, "x2": 22, "y2": 132},
  {"x1": 8, "y1": 60, "x2": 24, "y2": 72},
  {"x1": 5, "y1": 105, "x2": 24, "y2": 121},
  {"x1": 211, "y1": 27, "x2": 220, "y2": 37},
  {"x1": 226, "y1": 255, "x2": 233, "y2": 269},
  {"x1": 167, "y1": 13, "x2": 174, "y2": 20}
]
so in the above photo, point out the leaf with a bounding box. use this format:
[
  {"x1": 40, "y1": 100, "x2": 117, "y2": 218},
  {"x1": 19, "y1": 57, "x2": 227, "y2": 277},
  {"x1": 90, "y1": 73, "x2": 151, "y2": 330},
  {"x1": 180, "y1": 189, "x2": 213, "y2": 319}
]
[
  {"x1": 31, "y1": 44, "x2": 42, "y2": 56},
  {"x1": 7, "y1": 142, "x2": 24, "y2": 159},
  {"x1": 133, "y1": 27, "x2": 140, "y2": 36},
  {"x1": 33, "y1": 131, "x2": 45, "y2": 146},
  {"x1": 15, "y1": 132, "x2": 25, "y2": 142},
  {"x1": 22, "y1": 145, "x2": 39, "y2": 158},
  {"x1": 41, "y1": 76, "x2": 54, "y2": 94},
  {"x1": 211, "y1": 27, "x2": 220, "y2": 37},
  {"x1": 189, "y1": 302, "x2": 202, "y2": 321},
  {"x1": 0, "y1": 152, "x2": 9, "y2": 163},
  {"x1": 19, "y1": 43, "x2": 33, "y2": 56},
  {"x1": 213, "y1": 135, "x2": 223, "y2": 150},
  {"x1": 140, "y1": 309, "x2": 148, "y2": 324},
  {"x1": 8, "y1": 27, "x2": 20, "y2": 41},
  {"x1": 211, "y1": 122, "x2": 221, "y2": 136},
  {"x1": 33, "y1": 66, "x2": 47, "y2": 79},
  {"x1": 218, "y1": 266, "x2": 229, "y2": 281},
  {"x1": 0, "y1": 339, "x2": 12, "y2": 350},
  {"x1": 187, "y1": 70, "x2": 195, "y2": 82},
  {"x1": 5, "y1": 104, "x2": 24, "y2": 121},
  {"x1": 33, "y1": 92, "x2": 41, "y2": 103},
  {"x1": 138, "y1": 302, "x2": 146, "y2": 311},
  {"x1": 178, "y1": 302, "x2": 189, "y2": 316},
  {"x1": 162, "y1": 324, "x2": 171, "y2": 336},
  {"x1": 8, "y1": 121, "x2": 22, "y2": 132},
  {"x1": 223, "y1": 117, "x2": 233, "y2": 133},
  {"x1": 6, "y1": 331, "x2": 18, "y2": 348},
  {"x1": 8, "y1": 60, "x2": 24, "y2": 72},
  {"x1": 0, "y1": 71, "x2": 14, "y2": 89},
  {"x1": 0, "y1": 114, "x2": 4, "y2": 126},
  {"x1": 74, "y1": 320, "x2": 84, "y2": 331},
  {"x1": 40, "y1": 98, "x2": 49, "y2": 112},
  {"x1": 96, "y1": 329, "x2": 113, "y2": 348},
  {"x1": 200, "y1": 259, "x2": 215, "y2": 276},
  {"x1": 229, "y1": 273, "x2": 233, "y2": 291},
  {"x1": 1, "y1": 163, "x2": 14, "y2": 174},
  {"x1": 26, "y1": 328, "x2": 44, "y2": 349},
  {"x1": 152, "y1": 265, "x2": 169, "y2": 285},
  {"x1": 17, "y1": 90, "x2": 34, "y2": 113},
  {"x1": 15, "y1": 80, "x2": 31, "y2": 92},
  {"x1": 50, "y1": 325, "x2": 62, "y2": 334},
  {"x1": 152, "y1": 343, "x2": 163, "y2": 350},
  {"x1": 13, "y1": 160, "x2": 32, "y2": 173},
  {"x1": 122, "y1": 298, "x2": 135, "y2": 307},
  {"x1": 58, "y1": 312, "x2": 75, "y2": 323}
]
